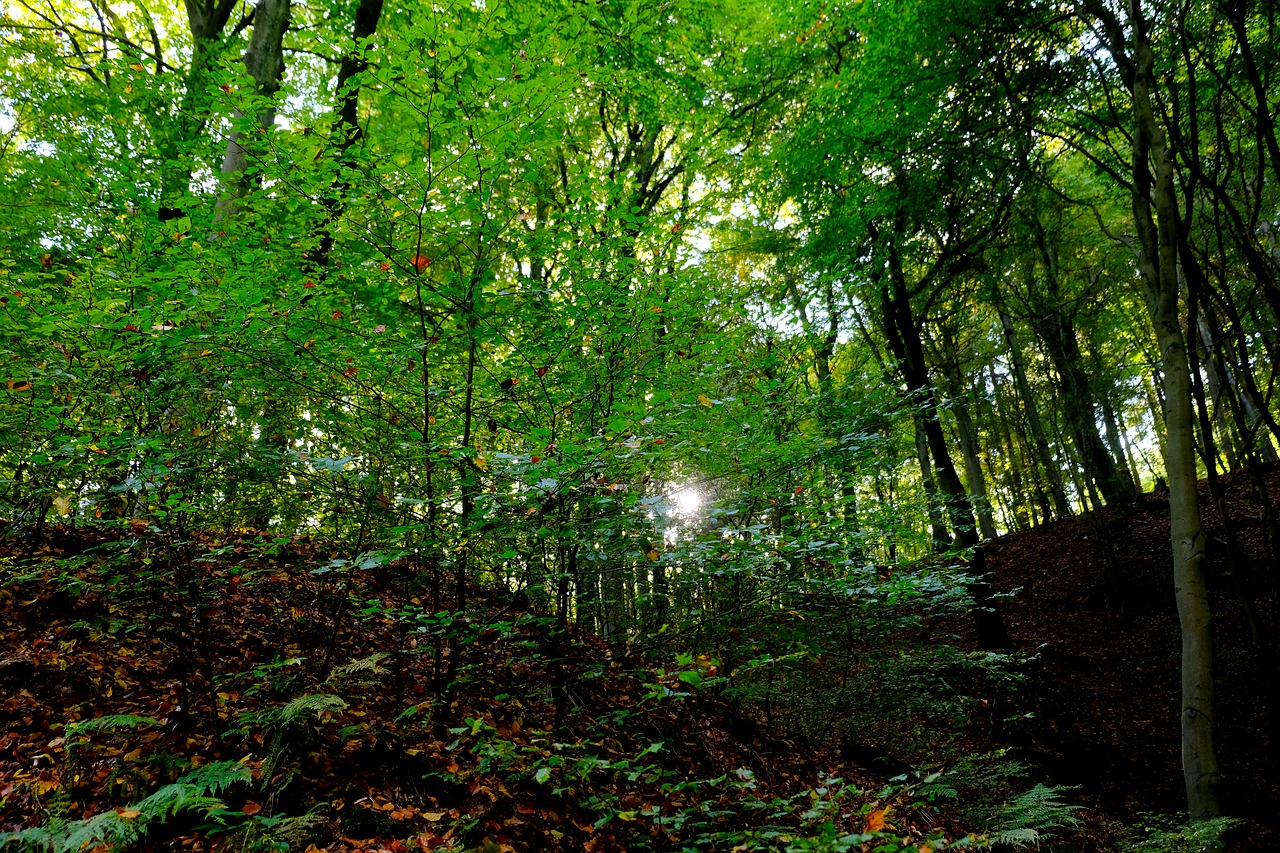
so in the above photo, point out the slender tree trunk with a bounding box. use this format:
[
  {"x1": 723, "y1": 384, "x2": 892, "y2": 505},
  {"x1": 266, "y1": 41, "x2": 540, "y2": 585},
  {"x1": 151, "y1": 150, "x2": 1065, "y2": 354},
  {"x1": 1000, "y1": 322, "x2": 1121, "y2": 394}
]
[
  {"x1": 313, "y1": 0, "x2": 384, "y2": 268},
  {"x1": 879, "y1": 242, "x2": 1006, "y2": 649},
  {"x1": 1029, "y1": 233, "x2": 1130, "y2": 505},
  {"x1": 1128, "y1": 6, "x2": 1221, "y2": 817},
  {"x1": 935, "y1": 327, "x2": 998, "y2": 540}
]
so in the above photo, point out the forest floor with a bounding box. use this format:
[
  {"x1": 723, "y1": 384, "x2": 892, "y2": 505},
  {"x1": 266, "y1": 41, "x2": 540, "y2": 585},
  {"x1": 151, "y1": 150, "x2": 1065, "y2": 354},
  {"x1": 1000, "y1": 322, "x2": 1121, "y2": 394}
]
[
  {"x1": 1, "y1": 471, "x2": 1278, "y2": 852},
  {"x1": 0, "y1": 529, "x2": 962, "y2": 852},
  {"x1": 984, "y1": 467, "x2": 1280, "y2": 849}
]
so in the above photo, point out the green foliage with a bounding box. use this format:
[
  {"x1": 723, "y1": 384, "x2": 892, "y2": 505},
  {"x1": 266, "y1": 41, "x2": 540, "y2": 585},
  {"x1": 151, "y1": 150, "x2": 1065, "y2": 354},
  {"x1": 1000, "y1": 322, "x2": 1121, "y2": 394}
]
[
  {"x1": 941, "y1": 755, "x2": 1081, "y2": 849},
  {"x1": 1, "y1": 762, "x2": 251, "y2": 853},
  {"x1": 1119, "y1": 815, "x2": 1240, "y2": 853},
  {"x1": 3, "y1": 0, "x2": 1276, "y2": 842}
]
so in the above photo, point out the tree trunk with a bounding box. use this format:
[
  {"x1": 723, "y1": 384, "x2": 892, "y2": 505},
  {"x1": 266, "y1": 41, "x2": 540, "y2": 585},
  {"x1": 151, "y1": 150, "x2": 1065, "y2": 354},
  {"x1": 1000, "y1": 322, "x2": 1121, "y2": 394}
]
[
  {"x1": 934, "y1": 325, "x2": 998, "y2": 540},
  {"x1": 880, "y1": 243, "x2": 1006, "y2": 649},
  {"x1": 217, "y1": 0, "x2": 291, "y2": 215},
  {"x1": 1128, "y1": 6, "x2": 1221, "y2": 817},
  {"x1": 1029, "y1": 231, "x2": 1131, "y2": 506},
  {"x1": 915, "y1": 415, "x2": 952, "y2": 551}
]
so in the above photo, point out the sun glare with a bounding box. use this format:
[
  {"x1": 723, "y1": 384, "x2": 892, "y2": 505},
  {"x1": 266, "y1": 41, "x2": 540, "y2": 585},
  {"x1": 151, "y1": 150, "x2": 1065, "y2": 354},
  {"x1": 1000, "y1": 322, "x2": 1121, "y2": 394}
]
[{"x1": 672, "y1": 488, "x2": 703, "y2": 515}]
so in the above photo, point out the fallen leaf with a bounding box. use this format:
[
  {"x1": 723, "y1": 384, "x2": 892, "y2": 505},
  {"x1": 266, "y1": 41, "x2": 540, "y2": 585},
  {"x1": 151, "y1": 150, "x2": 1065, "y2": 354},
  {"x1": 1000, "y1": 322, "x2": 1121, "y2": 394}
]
[{"x1": 242, "y1": 802, "x2": 262, "y2": 816}]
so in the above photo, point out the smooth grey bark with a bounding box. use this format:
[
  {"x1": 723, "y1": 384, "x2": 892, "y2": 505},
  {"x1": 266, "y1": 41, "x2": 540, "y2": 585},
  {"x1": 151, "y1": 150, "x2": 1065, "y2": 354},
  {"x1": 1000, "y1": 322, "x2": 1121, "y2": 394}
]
[
  {"x1": 217, "y1": 0, "x2": 291, "y2": 214},
  {"x1": 1125, "y1": 2, "x2": 1222, "y2": 818}
]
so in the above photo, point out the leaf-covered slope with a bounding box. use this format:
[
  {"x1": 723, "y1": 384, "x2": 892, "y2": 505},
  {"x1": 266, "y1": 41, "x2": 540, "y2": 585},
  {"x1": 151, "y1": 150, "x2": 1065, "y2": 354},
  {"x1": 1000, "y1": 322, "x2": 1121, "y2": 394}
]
[
  {"x1": 0, "y1": 530, "x2": 960, "y2": 852},
  {"x1": 986, "y1": 470, "x2": 1280, "y2": 832}
]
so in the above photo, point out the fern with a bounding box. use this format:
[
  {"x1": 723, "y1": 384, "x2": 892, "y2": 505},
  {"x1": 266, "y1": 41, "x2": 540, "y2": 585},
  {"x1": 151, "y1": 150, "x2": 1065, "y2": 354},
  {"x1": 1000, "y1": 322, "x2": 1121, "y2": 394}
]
[
  {"x1": 980, "y1": 783, "x2": 1082, "y2": 849},
  {"x1": 1, "y1": 761, "x2": 251, "y2": 853},
  {"x1": 65, "y1": 714, "x2": 161, "y2": 736},
  {"x1": 174, "y1": 761, "x2": 255, "y2": 797},
  {"x1": 236, "y1": 812, "x2": 328, "y2": 849},
  {"x1": 240, "y1": 693, "x2": 347, "y2": 727},
  {"x1": 988, "y1": 827, "x2": 1045, "y2": 847},
  {"x1": 326, "y1": 652, "x2": 389, "y2": 685},
  {"x1": 1122, "y1": 815, "x2": 1240, "y2": 852}
]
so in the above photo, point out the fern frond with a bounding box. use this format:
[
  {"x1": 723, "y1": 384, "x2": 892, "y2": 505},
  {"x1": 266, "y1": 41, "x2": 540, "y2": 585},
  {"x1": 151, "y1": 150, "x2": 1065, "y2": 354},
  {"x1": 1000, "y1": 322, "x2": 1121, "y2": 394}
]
[
  {"x1": 175, "y1": 760, "x2": 254, "y2": 795},
  {"x1": 263, "y1": 813, "x2": 327, "y2": 846},
  {"x1": 2, "y1": 824, "x2": 57, "y2": 852},
  {"x1": 1, "y1": 761, "x2": 249, "y2": 853},
  {"x1": 990, "y1": 827, "x2": 1042, "y2": 847},
  {"x1": 66, "y1": 714, "x2": 161, "y2": 736},
  {"x1": 241, "y1": 694, "x2": 347, "y2": 727},
  {"x1": 326, "y1": 653, "x2": 389, "y2": 684},
  {"x1": 981, "y1": 782, "x2": 1081, "y2": 849}
]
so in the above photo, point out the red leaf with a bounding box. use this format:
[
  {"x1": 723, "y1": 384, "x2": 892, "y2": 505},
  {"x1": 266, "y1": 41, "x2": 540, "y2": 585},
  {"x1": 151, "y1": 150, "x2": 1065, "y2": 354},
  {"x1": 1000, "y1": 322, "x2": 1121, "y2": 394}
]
[
  {"x1": 535, "y1": 366, "x2": 549, "y2": 377},
  {"x1": 242, "y1": 801, "x2": 262, "y2": 816}
]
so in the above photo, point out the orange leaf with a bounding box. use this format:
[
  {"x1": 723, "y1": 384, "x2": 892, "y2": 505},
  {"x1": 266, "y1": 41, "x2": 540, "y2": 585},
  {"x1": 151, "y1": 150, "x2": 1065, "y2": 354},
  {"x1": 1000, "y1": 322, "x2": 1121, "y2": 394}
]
[
  {"x1": 864, "y1": 808, "x2": 886, "y2": 833},
  {"x1": 242, "y1": 801, "x2": 262, "y2": 816},
  {"x1": 412, "y1": 254, "x2": 432, "y2": 271},
  {"x1": 115, "y1": 808, "x2": 142, "y2": 819}
]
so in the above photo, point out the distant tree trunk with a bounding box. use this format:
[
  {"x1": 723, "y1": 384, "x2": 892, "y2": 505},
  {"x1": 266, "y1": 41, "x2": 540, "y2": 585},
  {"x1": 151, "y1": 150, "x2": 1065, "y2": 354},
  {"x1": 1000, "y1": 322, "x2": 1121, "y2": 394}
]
[
  {"x1": 313, "y1": 0, "x2": 384, "y2": 269},
  {"x1": 996, "y1": 298, "x2": 1071, "y2": 519},
  {"x1": 1099, "y1": 389, "x2": 1139, "y2": 491},
  {"x1": 879, "y1": 239, "x2": 1006, "y2": 649},
  {"x1": 915, "y1": 416, "x2": 952, "y2": 551},
  {"x1": 1029, "y1": 231, "x2": 1131, "y2": 506},
  {"x1": 934, "y1": 325, "x2": 998, "y2": 540},
  {"x1": 990, "y1": 365, "x2": 1036, "y2": 529},
  {"x1": 158, "y1": 0, "x2": 240, "y2": 215}
]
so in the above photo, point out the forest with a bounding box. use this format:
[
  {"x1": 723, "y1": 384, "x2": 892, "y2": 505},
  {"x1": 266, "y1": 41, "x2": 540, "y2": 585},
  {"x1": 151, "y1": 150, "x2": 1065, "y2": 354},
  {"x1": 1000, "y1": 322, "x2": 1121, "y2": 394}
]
[{"x1": 1, "y1": 0, "x2": 1278, "y2": 849}]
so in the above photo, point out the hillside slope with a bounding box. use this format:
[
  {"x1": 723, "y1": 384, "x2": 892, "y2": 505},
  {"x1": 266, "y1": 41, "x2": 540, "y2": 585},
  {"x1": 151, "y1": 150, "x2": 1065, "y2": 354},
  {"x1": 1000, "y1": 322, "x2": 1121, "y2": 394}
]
[{"x1": 986, "y1": 469, "x2": 1280, "y2": 830}]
